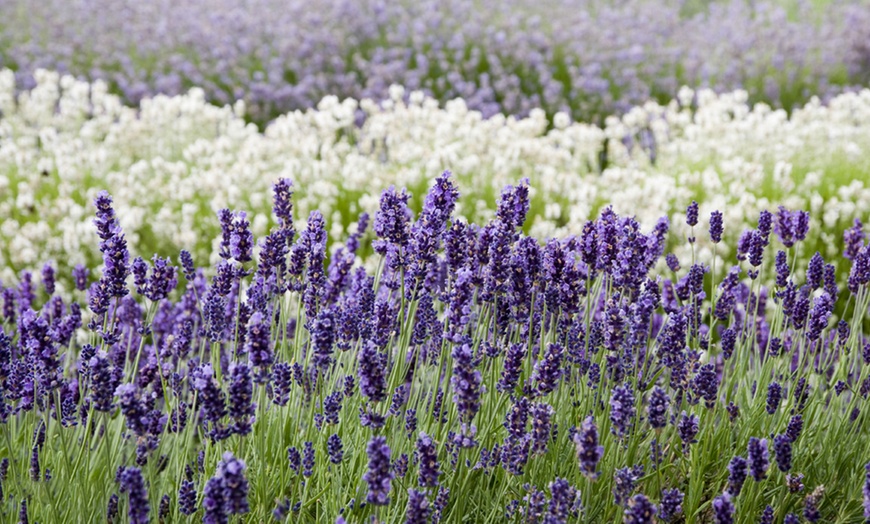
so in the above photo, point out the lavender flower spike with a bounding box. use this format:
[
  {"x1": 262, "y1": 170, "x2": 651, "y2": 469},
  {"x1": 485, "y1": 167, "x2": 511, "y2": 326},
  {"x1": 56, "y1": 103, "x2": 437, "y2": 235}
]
[
  {"x1": 364, "y1": 436, "x2": 393, "y2": 506},
  {"x1": 575, "y1": 415, "x2": 604, "y2": 479}
]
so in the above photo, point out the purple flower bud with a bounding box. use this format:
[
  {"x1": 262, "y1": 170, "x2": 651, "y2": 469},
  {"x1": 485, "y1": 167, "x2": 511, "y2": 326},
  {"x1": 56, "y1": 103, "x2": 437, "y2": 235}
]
[
  {"x1": 610, "y1": 384, "x2": 636, "y2": 439},
  {"x1": 862, "y1": 461, "x2": 870, "y2": 521},
  {"x1": 302, "y1": 441, "x2": 315, "y2": 477},
  {"x1": 686, "y1": 201, "x2": 699, "y2": 228},
  {"x1": 106, "y1": 493, "x2": 119, "y2": 521},
  {"x1": 547, "y1": 478, "x2": 580, "y2": 523},
  {"x1": 245, "y1": 312, "x2": 273, "y2": 378},
  {"x1": 498, "y1": 343, "x2": 525, "y2": 393},
  {"x1": 625, "y1": 494, "x2": 657, "y2": 524},
  {"x1": 727, "y1": 456, "x2": 748, "y2": 496},
  {"x1": 709, "y1": 211, "x2": 724, "y2": 244},
  {"x1": 804, "y1": 486, "x2": 824, "y2": 522},
  {"x1": 364, "y1": 436, "x2": 393, "y2": 506},
  {"x1": 533, "y1": 343, "x2": 563, "y2": 397},
  {"x1": 327, "y1": 434, "x2": 343, "y2": 465},
  {"x1": 843, "y1": 219, "x2": 865, "y2": 260},
  {"x1": 766, "y1": 382, "x2": 782, "y2": 415},
  {"x1": 272, "y1": 178, "x2": 295, "y2": 234},
  {"x1": 451, "y1": 343, "x2": 482, "y2": 423},
  {"x1": 203, "y1": 476, "x2": 227, "y2": 524},
  {"x1": 405, "y1": 489, "x2": 431, "y2": 524},
  {"x1": 759, "y1": 505, "x2": 774, "y2": 524},
  {"x1": 712, "y1": 493, "x2": 734, "y2": 524},
  {"x1": 358, "y1": 341, "x2": 388, "y2": 403},
  {"x1": 574, "y1": 416, "x2": 603, "y2": 479},
  {"x1": 658, "y1": 488, "x2": 684, "y2": 522},
  {"x1": 119, "y1": 468, "x2": 149, "y2": 524},
  {"x1": 748, "y1": 437, "x2": 770, "y2": 481},
  {"x1": 678, "y1": 412, "x2": 699, "y2": 453},
  {"x1": 416, "y1": 432, "x2": 440, "y2": 488},
  {"x1": 786, "y1": 415, "x2": 804, "y2": 442},
  {"x1": 613, "y1": 465, "x2": 643, "y2": 506},
  {"x1": 178, "y1": 480, "x2": 196, "y2": 515},
  {"x1": 228, "y1": 363, "x2": 256, "y2": 435},
  {"x1": 647, "y1": 386, "x2": 669, "y2": 429},
  {"x1": 774, "y1": 434, "x2": 793, "y2": 473}
]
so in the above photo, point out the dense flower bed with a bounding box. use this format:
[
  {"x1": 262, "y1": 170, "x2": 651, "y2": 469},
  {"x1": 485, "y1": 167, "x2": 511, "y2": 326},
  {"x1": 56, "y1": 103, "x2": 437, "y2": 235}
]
[
  {"x1": 0, "y1": 174, "x2": 869, "y2": 522},
  {"x1": 2, "y1": 70, "x2": 870, "y2": 292},
  {"x1": 1, "y1": 0, "x2": 869, "y2": 125}
]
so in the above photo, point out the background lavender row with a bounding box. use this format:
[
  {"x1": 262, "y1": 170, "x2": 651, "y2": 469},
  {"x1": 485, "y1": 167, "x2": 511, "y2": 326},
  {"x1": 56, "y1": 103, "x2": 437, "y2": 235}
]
[{"x1": 2, "y1": 0, "x2": 869, "y2": 125}]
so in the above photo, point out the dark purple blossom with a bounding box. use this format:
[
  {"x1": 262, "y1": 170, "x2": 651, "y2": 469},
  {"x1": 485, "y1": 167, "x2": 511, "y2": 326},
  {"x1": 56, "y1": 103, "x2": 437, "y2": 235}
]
[
  {"x1": 405, "y1": 489, "x2": 431, "y2": 524},
  {"x1": 677, "y1": 412, "x2": 699, "y2": 453},
  {"x1": 658, "y1": 488, "x2": 684, "y2": 522},
  {"x1": 748, "y1": 437, "x2": 769, "y2": 481},
  {"x1": 710, "y1": 211, "x2": 724, "y2": 244},
  {"x1": 647, "y1": 386, "x2": 669, "y2": 429},
  {"x1": 766, "y1": 382, "x2": 782, "y2": 415},
  {"x1": 625, "y1": 494, "x2": 657, "y2": 524},
  {"x1": 358, "y1": 341, "x2": 388, "y2": 403},
  {"x1": 712, "y1": 493, "x2": 734, "y2": 524},
  {"x1": 726, "y1": 456, "x2": 748, "y2": 496},
  {"x1": 575, "y1": 415, "x2": 603, "y2": 479},
  {"x1": 451, "y1": 343, "x2": 482, "y2": 423},
  {"x1": 610, "y1": 384, "x2": 636, "y2": 439},
  {"x1": 119, "y1": 467, "x2": 149, "y2": 524},
  {"x1": 364, "y1": 436, "x2": 393, "y2": 506}
]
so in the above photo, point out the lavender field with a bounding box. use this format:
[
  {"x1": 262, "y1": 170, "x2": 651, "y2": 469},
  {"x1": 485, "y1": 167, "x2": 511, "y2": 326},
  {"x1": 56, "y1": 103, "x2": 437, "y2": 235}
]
[{"x1": 1, "y1": 1, "x2": 870, "y2": 523}]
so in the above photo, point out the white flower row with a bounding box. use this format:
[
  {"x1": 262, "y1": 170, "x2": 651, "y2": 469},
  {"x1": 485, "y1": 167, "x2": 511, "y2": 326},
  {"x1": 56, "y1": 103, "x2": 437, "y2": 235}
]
[{"x1": 1, "y1": 69, "x2": 869, "y2": 290}]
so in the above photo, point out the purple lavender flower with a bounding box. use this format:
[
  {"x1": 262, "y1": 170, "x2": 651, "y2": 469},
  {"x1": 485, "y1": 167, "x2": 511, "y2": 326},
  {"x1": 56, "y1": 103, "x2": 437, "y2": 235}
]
[
  {"x1": 107, "y1": 493, "x2": 119, "y2": 522},
  {"x1": 678, "y1": 412, "x2": 699, "y2": 453},
  {"x1": 405, "y1": 489, "x2": 431, "y2": 524},
  {"x1": 498, "y1": 343, "x2": 525, "y2": 392},
  {"x1": 647, "y1": 386, "x2": 669, "y2": 429},
  {"x1": 530, "y1": 403, "x2": 554, "y2": 455},
  {"x1": 40, "y1": 263, "x2": 55, "y2": 296},
  {"x1": 533, "y1": 343, "x2": 563, "y2": 397},
  {"x1": 245, "y1": 311, "x2": 273, "y2": 378},
  {"x1": 364, "y1": 436, "x2": 393, "y2": 506},
  {"x1": 327, "y1": 434, "x2": 343, "y2": 465},
  {"x1": 784, "y1": 514, "x2": 800, "y2": 524},
  {"x1": 726, "y1": 456, "x2": 748, "y2": 496},
  {"x1": 203, "y1": 476, "x2": 228, "y2": 524},
  {"x1": 119, "y1": 468, "x2": 149, "y2": 524},
  {"x1": 451, "y1": 343, "x2": 482, "y2": 423},
  {"x1": 625, "y1": 494, "x2": 657, "y2": 524},
  {"x1": 272, "y1": 178, "x2": 295, "y2": 233},
  {"x1": 844, "y1": 219, "x2": 865, "y2": 260},
  {"x1": 691, "y1": 364, "x2": 719, "y2": 408},
  {"x1": 766, "y1": 382, "x2": 782, "y2": 415},
  {"x1": 747, "y1": 437, "x2": 770, "y2": 481},
  {"x1": 686, "y1": 201, "x2": 699, "y2": 227},
  {"x1": 709, "y1": 211, "x2": 724, "y2": 244},
  {"x1": 416, "y1": 432, "x2": 440, "y2": 488},
  {"x1": 575, "y1": 415, "x2": 603, "y2": 478},
  {"x1": 759, "y1": 505, "x2": 774, "y2": 524},
  {"x1": 804, "y1": 486, "x2": 823, "y2": 522},
  {"x1": 228, "y1": 362, "x2": 256, "y2": 435},
  {"x1": 712, "y1": 493, "x2": 734, "y2": 524},
  {"x1": 217, "y1": 452, "x2": 250, "y2": 515},
  {"x1": 786, "y1": 415, "x2": 804, "y2": 442},
  {"x1": 775, "y1": 250, "x2": 790, "y2": 287},
  {"x1": 613, "y1": 465, "x2": 643, "y2": 506},
  {"x1": 302, "y1": 441, "x2": 315, "y2": 478},
  {"x1": 310, "y1": 308, "x2": 336, "y2": 372},
  {"x1": 774, "y1": 434, "x2": 792, "y2": 472},
  {"x1": 610, "y1": 384, "x2": 636, "y2": 439},
  {"x1": 178, "y1": 480, "x2": 197, "y2": 515},
  {"x1": 546, "y1": 478, "x2": 580, "y2": 523},
  {"x1": 658, "y1": 488, "x2": 684, "y2": 522},
  {"x1": 358, "y1": 341, "x2": 387, "y2": 403},
  {"x1": 373, "y1": 185, "x2": 412, "y2": 259}
]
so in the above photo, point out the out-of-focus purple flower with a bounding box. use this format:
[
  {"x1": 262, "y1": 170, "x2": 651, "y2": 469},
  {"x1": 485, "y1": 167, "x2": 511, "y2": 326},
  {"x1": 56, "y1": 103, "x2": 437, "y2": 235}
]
[
  {"x1": 784, "y1": 513, "x2": 800, "y2": 524},
  {"x1": 759, "y1": 505, "x2": 774, "y2": 524},
  {"x1": 217, "y1": 452, "x2": 250, "y2": 515},
  {"x1": 364, "y1": 436, "x2": 393, "y2": 506},
  {"x1": 844, "y1": 219, "x2": 865, "y2": 260},
  {"x1": 775, "y1": 250, "x2": 790, "y2": 287},
  {"x1": 691, "y1": 364, "x2": 719, "y2": 408},
  {"x1": 710, "y1": 211, "x2": 724, "y2": 244},
  {"x1": 849, "y1": 245, "x2": 870, "y2": 293},
  {"x1": 70, "y1": 264, "x2": 89, "y2": 292},
  {"x1": 106, "y1": 493, "x2": 119, "y2": 521},
  {"x1": 546, "y1": 478, "x2": 580, "y2": 523},
  {"x1": 610, "y1": 384, "x2": 636, "y2": 439},
  {"x1": 40, "y1": 263, "x2": 55, "y2": 296},
  {"x1": 726, "y1": 456, "x2": 747, "y2": 496},
  {"x1": 862, "y1": 461, "x2": 870, "y2": 521},
  {"x1": 787, "y1": 473, "x2": 805, "y2": 493},
  {"x1": 658, "y1": 488, "x2": 683, "y2": 522},
  {"x1": 786, "y1": 414, "x2": 804, "y2": 442},
  {"x1": 804, "y1": 486, "x2": 824, "y2": 522},
  {"x1": 625, "y1": 494, "x2": 656, "y2": 524},
  {"x1": 119, "y1": 467, "x2": 149, "y2": 524},
  {"x1": 712, "y1": 493, "x2": 734, "y2": 524},
  {"x1": 575, "y1": 415, "x2": 603, "y2": 479},
  {"x1": 203, "y1": 476, "x2": 228, "y2": 524},
  {"x1": 748, "y1": 437, "x2": 770, "y2": 481}
]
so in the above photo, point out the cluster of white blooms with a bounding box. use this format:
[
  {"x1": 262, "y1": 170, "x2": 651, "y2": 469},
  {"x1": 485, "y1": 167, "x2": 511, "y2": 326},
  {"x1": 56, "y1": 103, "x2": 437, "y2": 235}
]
[{"x1": 1, "y1": 69, "x2": 869, "y2": 286}]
